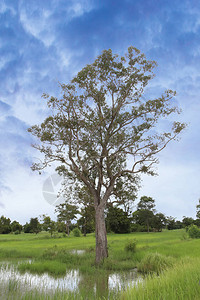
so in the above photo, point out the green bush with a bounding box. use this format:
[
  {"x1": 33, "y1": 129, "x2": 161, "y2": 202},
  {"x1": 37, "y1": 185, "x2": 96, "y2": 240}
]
[
  {"x1": 180, "y1": 231, "x2": 189, "y2": 240},
  {"x1": 137, "y1": 252, "x2": 174, "y2": 274},
  {"x1": 14, "y1": 230, "x2": 20, "y2": 235},
  {"x1": 72, "y1": 227, "x2": 81, "y2": 237},
  {"x1": 188, "y1": 224, "x2": 200, "y2": 238},
  {"x1": 42, "y1": 246, "x2": 58, "y2": 260},
  {"x1": 131, "y1": 224, "x2": 149, "y2": 232},
  {"x1": 124, "y1": 239, "x2": 137, "y2": 252}
]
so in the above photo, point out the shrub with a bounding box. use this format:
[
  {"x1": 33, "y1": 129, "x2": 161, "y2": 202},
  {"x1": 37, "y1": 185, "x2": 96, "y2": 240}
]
[
  {"x1": 137, "y1": 252, "x2": 174, "y2": 274},
  {"x1": 180, "y1": 231, "x2": 189, "y2": 240},
  {"x1": 188, "y1": 224, "x2": 200, "y2": 238},
  {"x1": 124, "y1": 239, "x2": 137, "y2": 252},
  {"x1": 42, "y1": 246, "x2": 58, "y2": 260},
  {"x1": 72, "y1": 227, "x2": 81, "y2": 237},
  {"x1": 131, "y1": 224, "x2": 149, "y2": 232},
  {"x1": 14, "y1": 230, "x2": 20, "y2": 235},
  {"x1": 52, "y1": 233, "x2": 59, "y2": 239}
]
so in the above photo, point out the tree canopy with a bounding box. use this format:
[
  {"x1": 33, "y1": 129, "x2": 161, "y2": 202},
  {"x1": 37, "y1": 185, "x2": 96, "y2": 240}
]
[{"x1": 28, "y1": 46, "x2": 186, "y2": 264}]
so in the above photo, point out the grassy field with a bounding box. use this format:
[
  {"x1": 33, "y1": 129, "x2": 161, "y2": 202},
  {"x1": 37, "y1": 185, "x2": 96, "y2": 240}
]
[{"x1": 0, "y1": 229, "x2": 200, "y2": 299}]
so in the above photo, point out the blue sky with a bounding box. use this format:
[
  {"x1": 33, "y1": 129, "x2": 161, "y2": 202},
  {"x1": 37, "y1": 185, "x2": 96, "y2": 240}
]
[{"x1": 0, "y1": 0, "x2": 200, "y2": 224}]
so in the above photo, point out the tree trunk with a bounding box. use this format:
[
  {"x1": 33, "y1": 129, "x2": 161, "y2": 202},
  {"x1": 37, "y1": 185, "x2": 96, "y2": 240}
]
[{"x1": 95, "y1": 205, "x2": 108, "y2": 264}]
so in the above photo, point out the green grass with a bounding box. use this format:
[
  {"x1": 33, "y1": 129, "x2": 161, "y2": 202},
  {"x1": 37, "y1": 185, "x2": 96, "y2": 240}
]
[
  {"x1": 121, "y1": 258, "x2": 200, "y2": 300},
  {"x1": 0, "y1": 232, "x2": 96, "y2": 259},
  {"x1": 18, "y1": 260, "x2": 67, "y2": 276},
  {"x1": 137, "y1": 252, "x2": 175, "y2": 274},
  {"x1": 0, "y1": 230, "x2": 200, "y2": 299}
]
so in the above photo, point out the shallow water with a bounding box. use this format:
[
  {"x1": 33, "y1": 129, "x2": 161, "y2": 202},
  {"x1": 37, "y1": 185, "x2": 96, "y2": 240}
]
[
  {"x1": 69, "y1": 249, "x2": 86, "y2": 255},
  {"x1": 0, "y1": 262, "x2": 143, "y2": 296}
]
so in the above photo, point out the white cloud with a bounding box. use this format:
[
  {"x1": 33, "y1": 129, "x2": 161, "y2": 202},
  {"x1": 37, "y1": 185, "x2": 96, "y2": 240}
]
[
  {"x1": 0, "y1": 1, "x2": 16, "y2": 15},
  {"x1": 138, "y1": 161, "x2": 200, "y2": 220},
  {"x1": 19, "y1": 0, "x2": 95, "y2": 47},
  {"x1": 1, "y1": 160, "x2": 59, "y2": 223},
  {"x1": 68, "y1": 0, "x2": 94, "y2": 17},
  {"x1": 19, "y1": 10, "x2": 55, "y2": 47}
]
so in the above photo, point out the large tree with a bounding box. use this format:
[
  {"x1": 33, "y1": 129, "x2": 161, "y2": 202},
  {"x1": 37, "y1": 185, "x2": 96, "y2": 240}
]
[{"x1": 28, "y1": 47, "x2": 185, "y2": 264}]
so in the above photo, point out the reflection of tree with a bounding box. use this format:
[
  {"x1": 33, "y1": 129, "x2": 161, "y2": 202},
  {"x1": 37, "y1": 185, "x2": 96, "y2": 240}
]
[{"x1": 78, "y1": 272, "x2": 109, "y2": 299}]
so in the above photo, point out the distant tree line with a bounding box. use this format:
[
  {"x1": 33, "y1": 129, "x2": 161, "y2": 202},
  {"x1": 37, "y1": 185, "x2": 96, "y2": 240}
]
[
  {"x1": 1, "y1": 197, "x2": 200, "y2": 235},
  {"x1": 0, "y1": 216, "x2": 22, "y2": 234}
]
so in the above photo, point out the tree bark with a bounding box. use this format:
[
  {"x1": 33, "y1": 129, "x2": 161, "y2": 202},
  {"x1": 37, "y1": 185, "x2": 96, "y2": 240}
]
[{"x1": 95, "y1": 204, "x2": 108, "y2": 264}]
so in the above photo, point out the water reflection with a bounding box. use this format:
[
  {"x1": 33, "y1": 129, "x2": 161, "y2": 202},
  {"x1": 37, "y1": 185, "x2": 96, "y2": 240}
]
[
  {"x1": 79, "y1": 272, "x2": 109, "y2": 299},
  {"x1": 109, "y1": 269, "x2": 141, "y2": 290},
  {"x1": 0, "y1": 265, "x2": 80, "y2": 292},
  {"x1": 69, "y1": 249, "x2": 85, "y2": 255},
  {"x1": 0, "y1": 264, "x2": 142, "y2": 297}
]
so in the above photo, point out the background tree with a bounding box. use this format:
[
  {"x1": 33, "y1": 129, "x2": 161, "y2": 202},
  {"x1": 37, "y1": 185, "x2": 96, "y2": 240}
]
[
  {"x1": 166, "y1": 216, "x2": 182, "y2": 230},
  {"x1": 182, "y1": 216, "x2": 194, "y2": 228},
  {"x1": 23, "y1": 222, "x2": 32, "y2": 233},
  {"x1": 175, "y1": 220, "x2": 183, "y2": 229},
  {"x1": 75, "y1": 186, "x2": 95, "y2": 236},
  {"x1": 77, "y1": 205, "x2": 95, "y2": 236},
  {"x1": 167, "y1": 216, "x2": 176, "y2": 230},
  {"x1": 28, "y1": 47, "x2": 186, "y2": 264},
  {"x1": 11, "y1": 220, "x2": 23, "y2": 233},
  {"x1": 40, "y1": 214, "x2": 51, "y2": 231},
  {"x1": 40, "y1": 215, "x2": 56, "y2": 236},
  {"x1": 29, "y1": 217, "x2": 41, "y2": 234},
  {"x1": 56, "y1": 220, "x2": 66, "y2": 233},
  {"x1": 0, "y1": 216, "x2": 11, "y2": 234},
  {"x1": 151, "y1": 213, "x2": 166, "y2": 232},
  {"x1": 55, "y1": 202, "x2": 79, "y2": 236},
  {"x1": 106, "y1": 204, "x2": 131, "y2": 233},
  {"x1": 48, "y1": 220, "x2": 56, "y2": 237},
  {"x1": 137, "y1": 196, "x2": 156, "y2": 232}
]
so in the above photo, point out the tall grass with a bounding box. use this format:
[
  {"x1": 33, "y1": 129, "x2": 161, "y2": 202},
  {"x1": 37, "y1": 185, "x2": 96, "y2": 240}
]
[
  {"x1": 137, "y1": 252, "x2": 175, "y2": 274},
  {"x1": 121, "y1": 258, "x2": 200, "y2": 300}
]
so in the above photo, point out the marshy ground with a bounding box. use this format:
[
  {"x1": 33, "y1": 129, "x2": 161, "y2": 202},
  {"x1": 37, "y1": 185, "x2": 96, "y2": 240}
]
[{"x1": 0, "y1": 229, "x2": 200, "y2": 299}]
